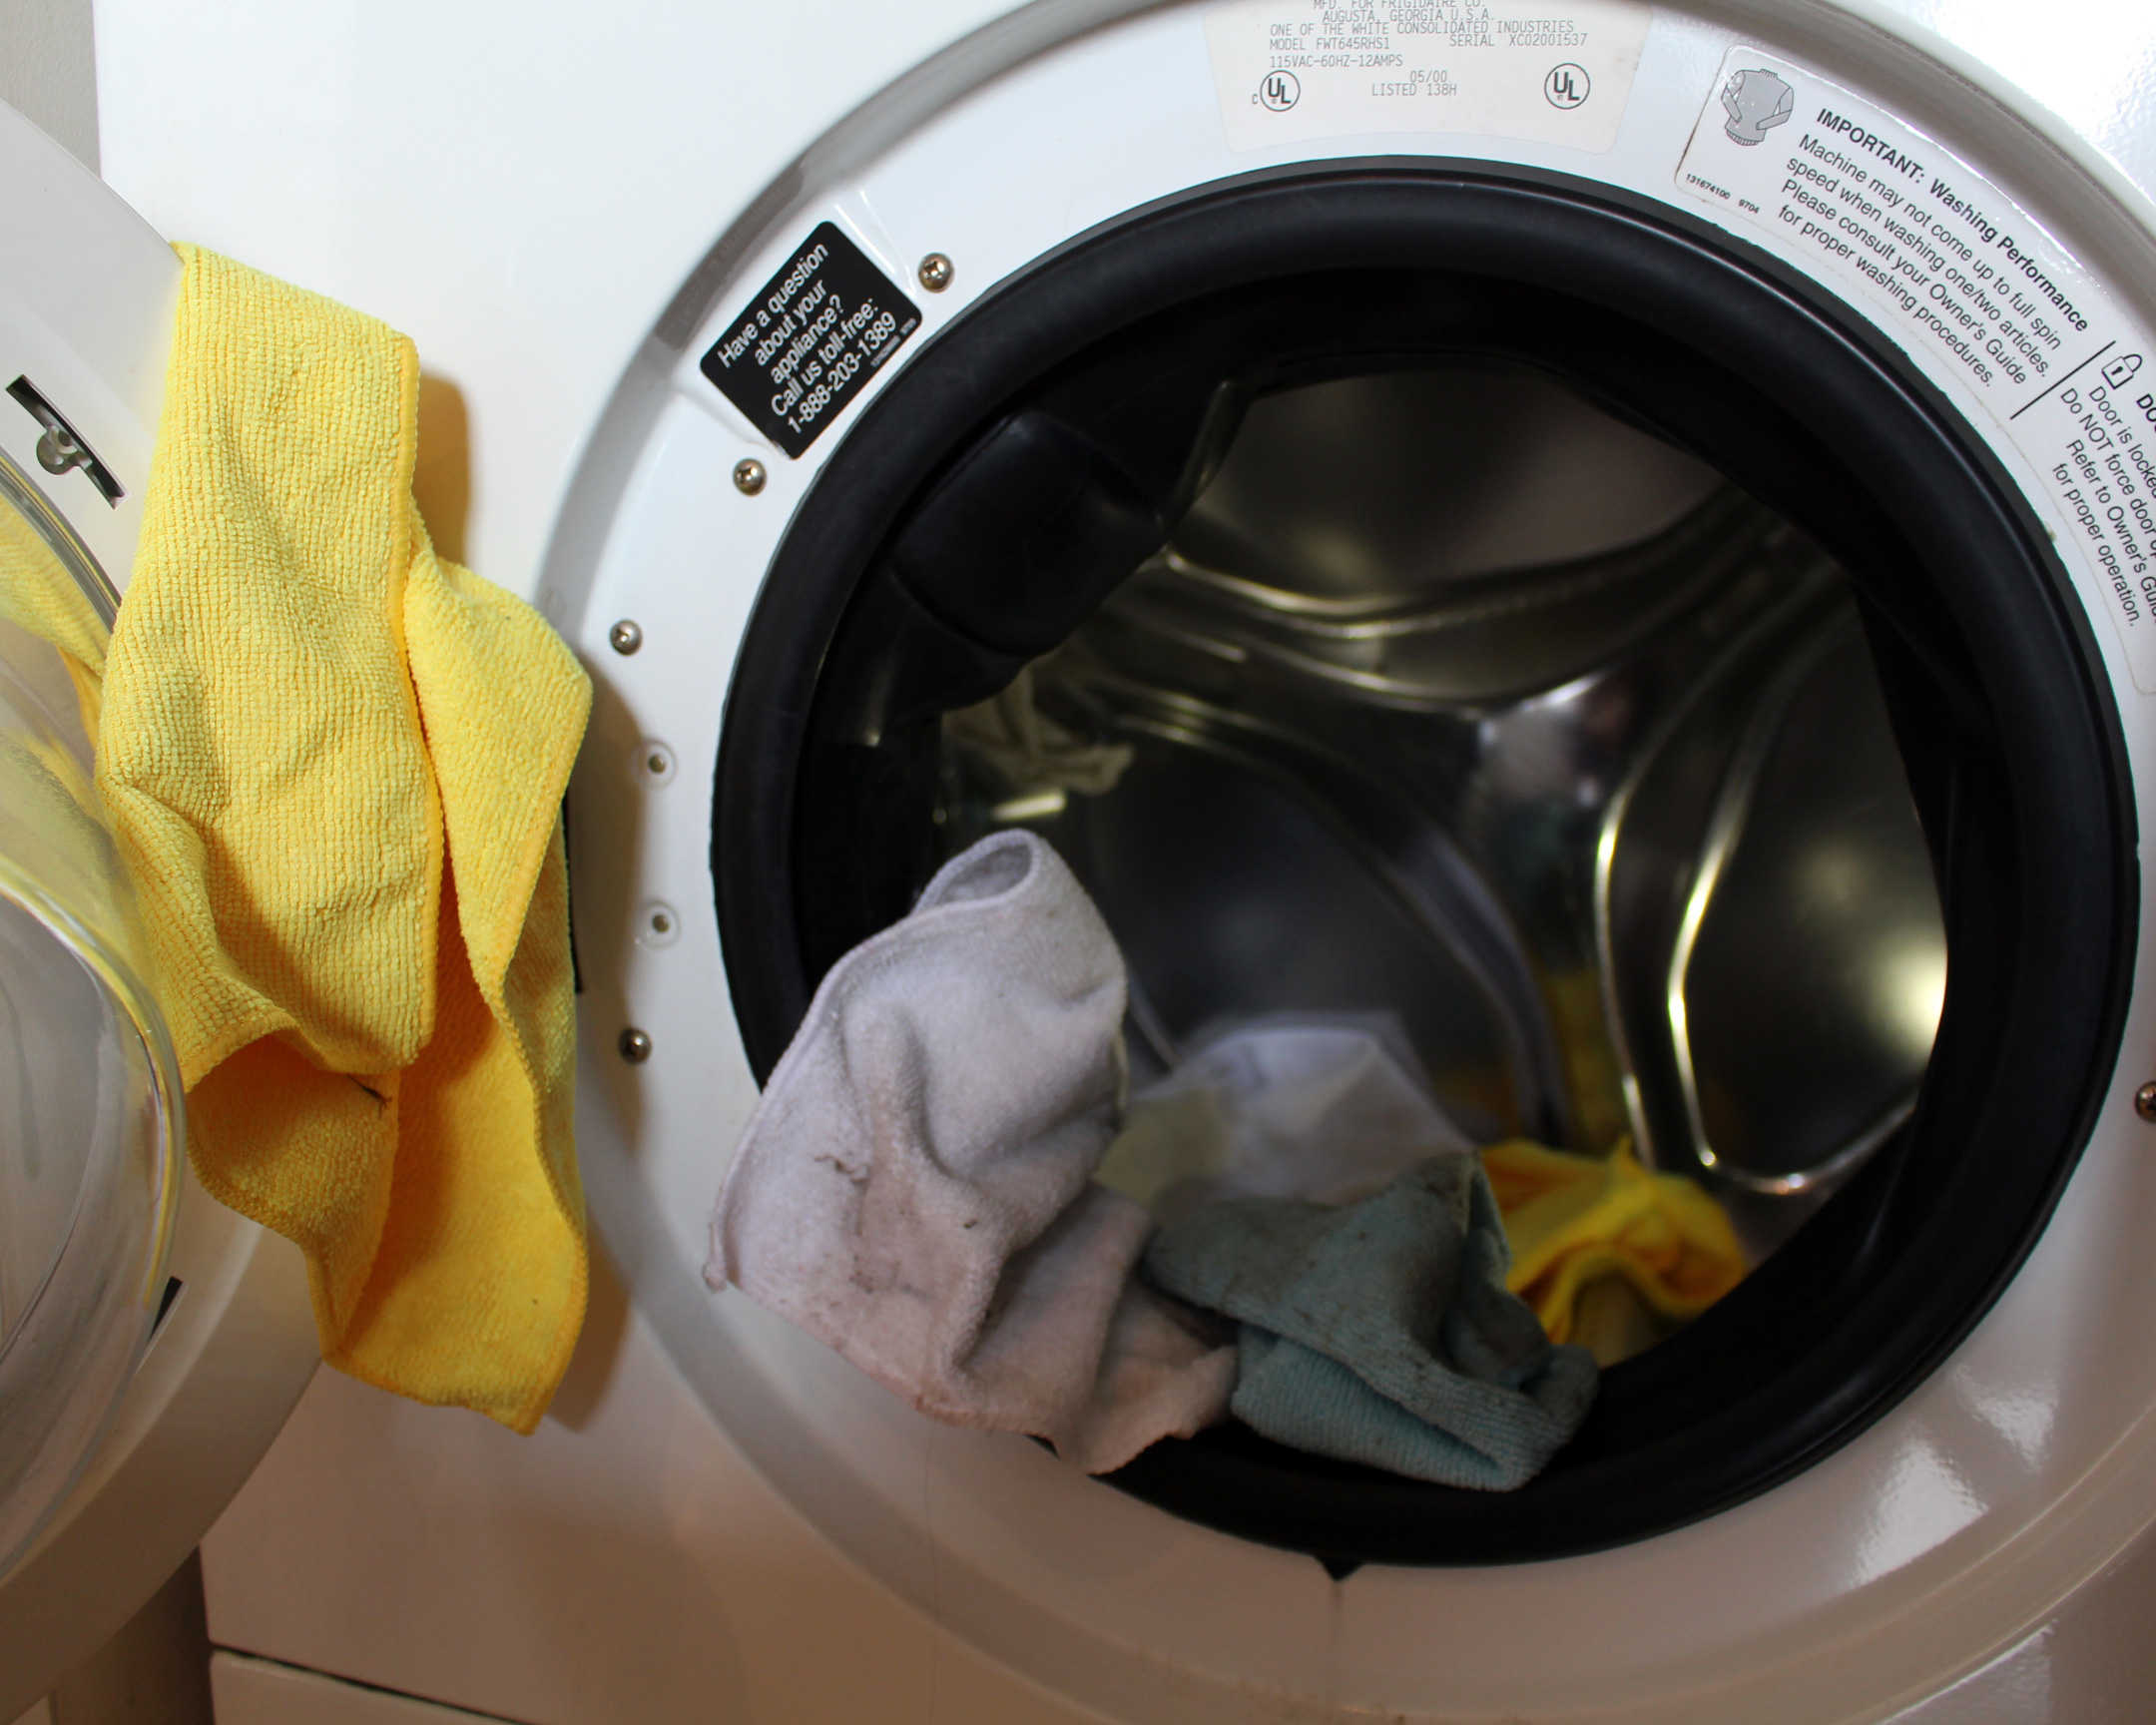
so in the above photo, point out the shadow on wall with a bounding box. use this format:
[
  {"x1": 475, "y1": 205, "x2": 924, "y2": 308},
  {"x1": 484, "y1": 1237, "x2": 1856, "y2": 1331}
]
[
  {"x1": 0, "y1": 0, "x2": 98, "y2": 173},
  {"x1": 412, "y1": 375, "x2": 470, "y2": 568}
]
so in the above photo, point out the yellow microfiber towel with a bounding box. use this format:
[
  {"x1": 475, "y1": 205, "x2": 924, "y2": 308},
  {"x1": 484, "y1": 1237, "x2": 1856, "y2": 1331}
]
[
  {"x1": 92, "y1": 245, "x2": 592, "y2": 1434},
  {"x1": 1481, "y1": 1138, "x2": 1747, "y2": 1364}
]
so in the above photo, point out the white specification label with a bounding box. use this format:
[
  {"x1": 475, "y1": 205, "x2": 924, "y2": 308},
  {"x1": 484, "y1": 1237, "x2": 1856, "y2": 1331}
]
[
  {"x1": 1678, "y1": 47, "x2": 2156, "y2": 693},
  {"x1": 1206, "y1": 0, "x2": 1648, "y2": 155}
]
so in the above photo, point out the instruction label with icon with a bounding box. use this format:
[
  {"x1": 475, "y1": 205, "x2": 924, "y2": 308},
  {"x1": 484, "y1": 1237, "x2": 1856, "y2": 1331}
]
[
  {"x1": 1204, "y1": 0, "x2": 1648, "y2": 154},
  {"x1": 702, "y1": 222, "x2": 921, "y2": 459},
  {"x1": 1677, "y1": 46, "x2": 2156, "y2": 693}
]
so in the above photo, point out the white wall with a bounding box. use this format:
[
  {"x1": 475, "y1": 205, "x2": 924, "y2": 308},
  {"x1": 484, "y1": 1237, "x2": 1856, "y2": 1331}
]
[{"x1": 0, "y1": 0, "x2": 96, "y2": 170}]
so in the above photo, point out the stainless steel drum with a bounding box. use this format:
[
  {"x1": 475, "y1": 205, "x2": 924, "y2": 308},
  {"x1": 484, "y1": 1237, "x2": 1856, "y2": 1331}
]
[{"x1": 942, "y1": 366, "x2": 1947, "y2": 1265}]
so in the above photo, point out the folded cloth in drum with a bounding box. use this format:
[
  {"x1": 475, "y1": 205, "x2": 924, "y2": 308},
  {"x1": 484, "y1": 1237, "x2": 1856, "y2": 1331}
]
[
  {"x1": 1143, "y1": 1157, "x2": 1598, "y2": 1489},
  {"x1": 1481, "y1": 1137, "x2": 1748, "y2": 1354},
  {"x1": 708, "y1": 830, "x2": 1235, "y2": 1473},
  {"x1": 1102, "y1": 1018, "x2": 1743, "y2": 1366}
]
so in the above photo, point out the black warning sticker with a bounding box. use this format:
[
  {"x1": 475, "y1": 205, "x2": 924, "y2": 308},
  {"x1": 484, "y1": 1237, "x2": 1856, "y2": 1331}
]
[{"x1": 700, "y1": 223, "x2": 921, "y2": 458}]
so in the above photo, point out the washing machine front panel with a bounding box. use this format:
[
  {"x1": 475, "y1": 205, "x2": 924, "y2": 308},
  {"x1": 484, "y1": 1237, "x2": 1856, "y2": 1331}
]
[{"x1": 565, "y1": 4, "x2": 2156, "y2": 1718}]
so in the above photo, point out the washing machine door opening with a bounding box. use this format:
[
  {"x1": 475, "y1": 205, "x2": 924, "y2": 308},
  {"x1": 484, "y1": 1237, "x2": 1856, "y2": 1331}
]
[{"x1": 713, "y1": 169, "x2": 2135, "y2": 1565}]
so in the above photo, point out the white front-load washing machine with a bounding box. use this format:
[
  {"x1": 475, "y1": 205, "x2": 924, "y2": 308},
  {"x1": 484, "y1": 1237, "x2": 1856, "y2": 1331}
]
[{"x1": 85, "y1": 1, "x2": 2156, "y2": 1720}]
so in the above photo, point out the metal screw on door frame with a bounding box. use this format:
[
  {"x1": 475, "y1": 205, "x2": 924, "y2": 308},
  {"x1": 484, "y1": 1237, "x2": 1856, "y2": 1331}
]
[
  {"x1": 619, "y1": 1027, "x2": 653, "y2": 1064},
  {"x1": 733, "y1": 458, "x2": 767, "y2": 495},
  {"x1": 7, "y1": 375, "x2": 124, "y2": 504},
  {"x1": 2137, "y1": 1082, "x2": 2156, "y2": 1122},
  {"x1": 35, "y1": 422, "x2": 87, "y2": 478},
  {"x1": 608, "y1": 619, "x2": 643, "y2": 656},
  {"x1": 917, "y1": 253, "x2": 954, "y2": 292}
]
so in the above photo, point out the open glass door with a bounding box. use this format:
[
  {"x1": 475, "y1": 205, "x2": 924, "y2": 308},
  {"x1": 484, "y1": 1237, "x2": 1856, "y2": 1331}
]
[
  {"x1": 0, "y1": 98, "x2": 317, "y2": 1717},
  {"x1": 0, "y1": 459, "x2": 182, "y2": 1575}
]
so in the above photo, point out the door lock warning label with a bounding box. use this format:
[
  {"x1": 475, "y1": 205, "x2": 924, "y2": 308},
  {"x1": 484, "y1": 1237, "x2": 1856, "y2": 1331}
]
[
  {"x1": 702, "y1": 222, "x2": 920, "y2": 459},
  {"x1": 1678, "y1": 47, "x2": 2156, "y2": 693}
]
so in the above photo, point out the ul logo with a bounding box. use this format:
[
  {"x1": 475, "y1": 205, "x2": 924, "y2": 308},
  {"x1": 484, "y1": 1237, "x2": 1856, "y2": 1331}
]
[
  {"x1": 1259, "y1": 70, "x2": 1301, "y2": 112},
  {"x1": 1545, "y1": 63, "x2": 1590, "y2": 109}
]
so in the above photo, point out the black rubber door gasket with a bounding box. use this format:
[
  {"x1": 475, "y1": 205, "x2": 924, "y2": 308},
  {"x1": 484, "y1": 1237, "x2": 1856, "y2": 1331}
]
[{"x1": 709, "y1": 168, "x2": 2137, "y2": 1565}]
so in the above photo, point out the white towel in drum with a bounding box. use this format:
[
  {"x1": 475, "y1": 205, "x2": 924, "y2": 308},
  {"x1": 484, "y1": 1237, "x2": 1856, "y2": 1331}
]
[
  {"x1": 706, "y1": 830, "x2": 1235, "y2": 1472},
  {"x1": 1097, "y1": 1016, "x2": 1476, "y2": 1222}
]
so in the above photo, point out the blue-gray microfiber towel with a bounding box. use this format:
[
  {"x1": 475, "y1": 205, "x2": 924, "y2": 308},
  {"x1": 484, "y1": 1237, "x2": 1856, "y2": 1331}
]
[{"x1": 1141, "y1": 1155, "x2": 1599, "y2": 1489}]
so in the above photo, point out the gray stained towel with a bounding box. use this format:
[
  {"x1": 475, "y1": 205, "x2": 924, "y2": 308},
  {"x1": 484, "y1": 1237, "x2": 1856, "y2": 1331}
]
[
  {"x1": 1143, "y1": 1156, "x2": 1599, "y2": 1490},
  {"x1": 707, "y1": 831, "x2": 1235, "y2": 1473}
]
